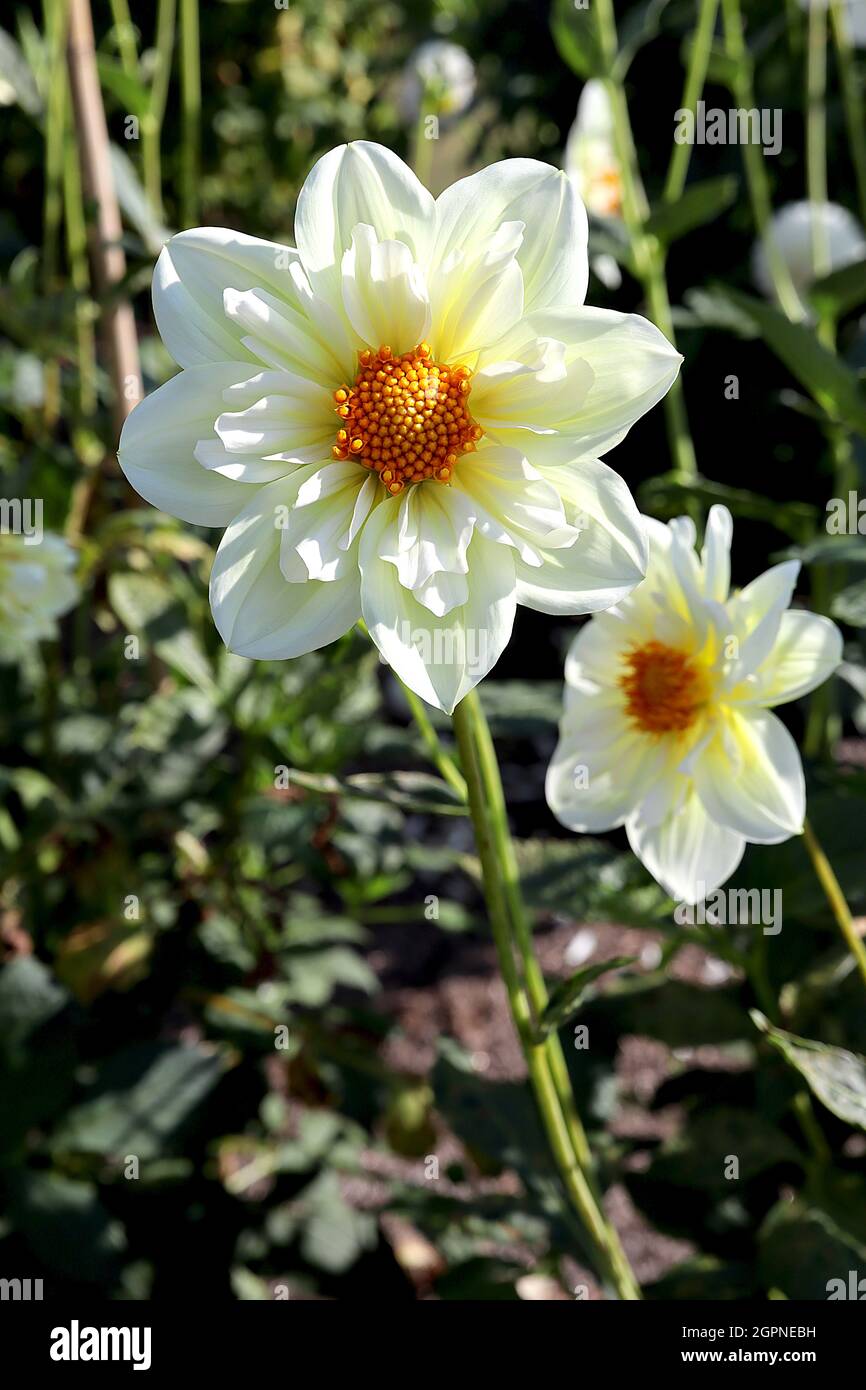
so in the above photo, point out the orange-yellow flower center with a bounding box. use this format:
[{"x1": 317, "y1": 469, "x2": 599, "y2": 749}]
[
  {"x1": 620, "y1": 641, "x2": 709, "y2": 735},
  {"x1": 331, "y1": 343, "x2": 483, "y2": 495}
]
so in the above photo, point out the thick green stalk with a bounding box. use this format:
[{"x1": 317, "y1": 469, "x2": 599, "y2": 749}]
[
  {"x1": 452, "y1": 692, "x2": 641, "y2": 1299},
  {"x1": 831, "y1": 0, "x2": 866, "y2": 226},
  {"x1": 108, "y1": 0, "x2": 138, "y2": 77},
  {"x1": 806, "y1": 0, "x2": 830, "y2": 276},
  {"x1": 179, "y1": 0, "x2": 201, "y2": 227},
  {"x1": 721, "y1": 0, "x2": 805, "y2": 321},
  {"x1": 399, "y1": 681, "x2": 467, "y2": 801},
  {"x1": 663, "y1": 0, "x2": 720, "y2": 203},
  {"x1": 594, "y1": 0, "x2": 697, "y2": 490},
  {"x1": 802, "y1": 819, "x2": 866, "y2": 991},
  {"x1": 142, "y1": 0, "x2": 177, "y2": 220}
]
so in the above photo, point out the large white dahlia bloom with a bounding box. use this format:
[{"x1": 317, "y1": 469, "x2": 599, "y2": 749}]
[
  {"x1": 0, "y1": 532, "x2": 78, "y2": 660},
  {"x1": 118, "y1": 141, "x2": 681, "y2": 713},
  {"x1": 546, "y1": 505, "x2": 842, "y2": 903}
]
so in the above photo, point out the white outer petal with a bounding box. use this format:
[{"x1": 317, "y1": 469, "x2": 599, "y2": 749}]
[
  {"x1": 733, "y1": 609, "x2": 843, "y2": 707},
  {"x1": 360, "y1": 512, "x2": 516, "y2": 714},
  {"x1": 294, "y1": 141, "x2": 435, "y2": 296},
  {"x1": 691, "y1": 708, "x2": 806, "y2": 844},
  {"x1": 627, "y1": 791, "x2": 746, "y2": 904},
  {"x1": 514, "y1": 458, "x2": 648, "y2": 614},
  {"x1": 153, "y1": 228, "x2": 302, "y2": 369},
  {"x1": 209, "y1": 476, "x2": 361, "y2": 659},
  {"x1": 118, "y1": 364, "x2": 265, "y2": 526},
  {"x1": 432, "y1": 159, "x2": 589, "y2": 312}
]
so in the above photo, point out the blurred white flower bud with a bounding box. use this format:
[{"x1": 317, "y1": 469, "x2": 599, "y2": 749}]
[
  {"x1": 400, "y1": 40, "x2": 476, "y2": 122},
  {"x1": 565, "y1": 79, "x2": 622, "y2": 219},
  {"x1": 752, "y1": 201, "x2": 866, "y2": 299}
]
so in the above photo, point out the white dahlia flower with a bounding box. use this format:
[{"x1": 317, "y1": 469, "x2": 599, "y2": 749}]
[
  {"x1": 0, "y1": 532, "x2": 78, "y2": 660},
  {"x1": 753, "y1": 201, "x2": 866, "y2": 300},
  {"x1": 118, "y1": 141, "x2": 681, "y2": 712},
  {"x1": 546, "y1": 505, "x2": 842, "y2": 903},
  {"x1": 400, "y1": 40, "x2": 476, "y2": 122}
]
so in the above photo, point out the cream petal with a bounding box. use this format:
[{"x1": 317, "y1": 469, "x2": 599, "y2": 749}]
[
  {"x1": 492, "y1": 306, "x2": 681, "y2": 460},
  {"x1": 360, "y1": 511, "x2": 516, "y2": 713},
  {"x1": 453, "y1": 446, "x2": 576, "y2": 565},
  {"x1": 700, "y1": 504, "x2": 733, "y2": 602},
  {"x1": 546, "y1": 705, "x2": 666, "y2": 832},
  {"x1": 210, "y1": 476, "x2": 361, "y2": 659},
  {"x1": 514, "y1": 458, "x2": 647, "y2": 614},
  {"x1": 118, "y1": 363, "x2": 264, "y2": 526},
  {"x1": 627, "y1": 789, "x2": 745, "y2": 904},
  {"x1": 153, "y1": 228, "x2": 307, "y2": 370},
  {"x1": 428, "y1": 222, "x2": 526, "y2": 361},
  {"x1": 472, "y1": 343, "x2": 595, "y2": 461},
  {"x1": 725, "y1": 560, "x2": 802, "y2": 683},
  {"x1": 377, "y1": 483, "x2": 476, "y2": 590},
  {"x1": 341, "y1": 224, "x2": 432, "y2": 354},
  {"x1": 733, "y1": 609, "x2": 842, "y2": 707},
  {"x1": 432, "y1": 159, "x2": 588, "y2": 313},
  {"x1": 294, "y1": 141, "x2": 435, "y2": 297},
  {"x1": 282, "y1": 461, "x2": 369, "y2": 581},
  {"x1": 222, "y1": 284, "x2": 353, "y2": 385},
  {"x1": 692, "y1": 708, "x2": 805, "y2": 844}
]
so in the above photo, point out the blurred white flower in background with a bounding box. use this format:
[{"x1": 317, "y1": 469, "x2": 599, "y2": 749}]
[
  {"x1": 565, "y1": 80, "x2": 623, "y2": 290},
  {"x1": 0, "y1": 533, "x2": 78, "y2": 660},
  {"x1": 399, "y1": 40, "x2": 476, "y2": 122},
  {"x1": 119, "y1": 141, "x2": 681, "y2": 713},
  {"x1": 796, "y1": 0, "x2": 866, "y2": 49},
  {"x1": 752, "y1": 201, "x2": 866, "y2": 300},
  {"x1": 546, "y1": 505, "x2": 842, "y2": 903}
]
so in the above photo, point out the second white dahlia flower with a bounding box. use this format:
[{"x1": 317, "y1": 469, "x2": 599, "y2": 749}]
[
  {"x1": 546, "y1": 506, "x2": 842, "y2": 903},
  {"x1": 119, "y1": 141, "x2": 681, "y2": 712}
]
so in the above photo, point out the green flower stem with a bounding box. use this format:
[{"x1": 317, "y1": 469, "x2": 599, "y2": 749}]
[
  {"x1": 802, "y1": 818, "x2": 866, "y2": 990},
  {"x1": 142, "y1": 0, "x2": 177, "y2": 221},
  {"x1": 594, "y1": 0, "x2": 697, "y2": 494},
  {"x1": 452, "y1": 690, "x2": 641, "y2": 1300},
  {"x1": 806, "y1": 0, "x2": 830, "y2": 277},
  {"x1": 108, "y1": 0, "x2": 138, "y2": 77},
  {"x1": 831, "y1": 0, "x2": 866, "y2": 227},
  {"x1": 399, "y1": 681, "x2": 467, "y2": 802},
  {"x1": 663, "y1": 0, "x2": 720, "y2": 203},
  {"x1": 721, "y1": 0, "x2": 805, "y2": 322},
  {"x1": 179, "y1": 0, "x2": 201, "y2": 228},
  {"x1": 410, "y1": 100, "x2": 436, "y2": 192}
]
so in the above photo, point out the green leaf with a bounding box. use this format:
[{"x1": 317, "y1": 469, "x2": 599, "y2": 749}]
[
  {"x1": 717, "y1": 287, "x2": 866, "y2": 436},
  {"x1": 759, "y1": 1197, "x2": 866, "y2": 1301},
  {"x1": 752, "y1": 1011, "x2": 866, "y2": 1129},
  {"x1": 550, "y1": 0, "x2": 605, "y2": 78},
  {"x1": 288, "y1": 768, "x2": 467, "y2": 817},
  {"x1": 108, "y1": 571, "x2": 217, "y2": 696},
  {"x1": 809, "y1": 257, "x2": 866, "y2": 320},
  {"x1": 51, "y1": 1041, "x2": 228, "y2": 1159},
  {"x1": 778, "y1": 532, "x2": 866, "y2": 566},
  {"x1": 96, "y1": 56, "x2": 149, "y2": 117},
  {"x1": 831, "y1": 577, "x2": 866, "y2": 627},
  {"x1": 639, "y1": 473, "x2": 816, "y2": 541},
  {"x1": 538, "y1": 956, "x2": 636, "y2": 1036},
  {"x1": 5, "y1": 1171, "x2": 126, "y2": 1283},
  {"x1": 645, "y1": 177, "x2": 738, "y2": 246}
]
